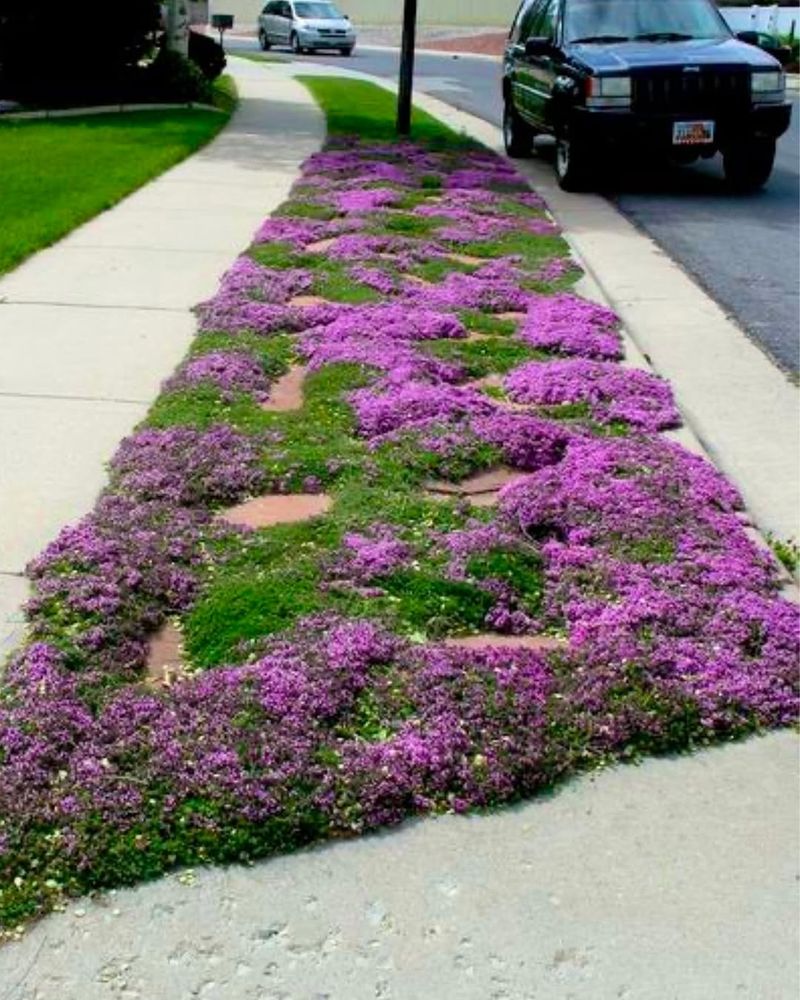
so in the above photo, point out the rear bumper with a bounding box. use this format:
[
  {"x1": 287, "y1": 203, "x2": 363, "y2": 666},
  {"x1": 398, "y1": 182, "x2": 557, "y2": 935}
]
[{"x1": 571, "y1": 102, "x2": 792, "y2": 149}]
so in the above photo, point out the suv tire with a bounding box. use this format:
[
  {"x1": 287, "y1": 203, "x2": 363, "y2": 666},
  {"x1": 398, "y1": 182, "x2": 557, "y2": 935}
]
[
  {"x1": 341, "y1": 47, "x2": 354, "y2": 56},
  {"x1": 258, "y1": 30, "x2": 271, "y2": 51},
  {"x1": 723, "y1": 138, "x2": 776, "y2": 192},
  {"x1": 555, "y1": 135, "x2": 590, "y2": 192},
  {"x1": 291, "y1": 32, "x2": 304, "y2": 54},
  {"x1": 503, "y1": 101, "x2": 534, "y2": 158}
]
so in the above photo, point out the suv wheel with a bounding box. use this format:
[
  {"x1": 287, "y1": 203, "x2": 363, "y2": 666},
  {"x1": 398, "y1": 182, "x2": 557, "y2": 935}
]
[
  {"x1": 341, "y1": 47, "x2": 353, "y2": 56},
  {"x1": 291, "y1": 32, "x2": 304, "y2": 54},
  {"x1": 555, "y1": 136, "x2": 589, "y2": 192},
  {"x1": 503, "y1": 101, "x2": 534, "y2": 158},
  {"x1": 723, "y1": 138, "x2": 776, "y2": 192},
  {"x1": 258, "y1": 30, "x2": 271, "y2": 51}
]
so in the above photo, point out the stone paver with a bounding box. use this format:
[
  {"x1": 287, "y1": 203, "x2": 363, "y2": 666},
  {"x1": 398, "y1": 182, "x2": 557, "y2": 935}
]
[
  {"x1": 261, "y1": 366, "x2": 307, "y2": 412},
  {"x1": 1, "y1": 731, "x2": 795, "y2": 1000},
  {"x1": 219, "y1": 494, "x2": 333, "y2": 529},
  {"x1": 145, "y1": 622, "x2": 186, "y2": 685},
  {"x1": 444, "y1": 633, "x2": 566, "y2": 651}
]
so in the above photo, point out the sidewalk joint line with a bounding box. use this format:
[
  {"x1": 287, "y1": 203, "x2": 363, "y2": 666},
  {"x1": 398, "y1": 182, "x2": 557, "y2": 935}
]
[
  {"x1": 65, "y1": 244, "x2": 233, "y2": 255},
  {"x1": 0, "y1": 300, "x2": 188, "y2": 313},
  {"x1": 0, "y1": 390, "x2": 149, "y2": 406}
]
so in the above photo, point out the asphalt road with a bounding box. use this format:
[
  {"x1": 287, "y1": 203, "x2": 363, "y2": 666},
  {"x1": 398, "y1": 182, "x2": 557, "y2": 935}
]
[{"x1": 232, "y1": 41, "x2": 799, "y2": 376}]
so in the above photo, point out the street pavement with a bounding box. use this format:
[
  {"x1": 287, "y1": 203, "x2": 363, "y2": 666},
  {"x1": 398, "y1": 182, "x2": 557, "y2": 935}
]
[{"x1": 230, "y1": 40, "x2": 800, "y2": 377}]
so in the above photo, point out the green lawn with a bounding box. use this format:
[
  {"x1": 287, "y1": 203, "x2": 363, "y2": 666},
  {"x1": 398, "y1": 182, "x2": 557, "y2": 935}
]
[
  {"x1": 297, "y1": 75, "x2": 479, "y2": 148},
  {"x1": 0, "y1": 82, "x2": 236, "y2": 275}
]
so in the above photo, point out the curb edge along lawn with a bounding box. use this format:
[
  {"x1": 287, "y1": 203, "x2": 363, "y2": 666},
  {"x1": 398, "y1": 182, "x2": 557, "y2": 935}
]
[
  {"x1": 0, "y1": 76, "x2": 797, "y2": 933},
  {"x1": 0, "y1": 77, "x2": 237, "y2": 277}
]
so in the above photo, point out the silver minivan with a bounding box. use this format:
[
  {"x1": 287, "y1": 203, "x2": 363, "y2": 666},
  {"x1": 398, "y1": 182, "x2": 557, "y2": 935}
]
[{"x1": 258, "y1": 1, "x2": 356, "y2": 56}]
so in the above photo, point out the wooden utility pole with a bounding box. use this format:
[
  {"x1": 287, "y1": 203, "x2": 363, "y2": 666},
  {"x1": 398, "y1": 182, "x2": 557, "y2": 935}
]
[{"x1": 396, "y1": 0, "x2": 418, "y2": 135}]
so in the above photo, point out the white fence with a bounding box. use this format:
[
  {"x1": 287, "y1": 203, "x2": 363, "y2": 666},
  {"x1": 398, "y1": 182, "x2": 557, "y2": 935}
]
[{"x1": 720, "y1": 6, "x2": 798, "y2": 34}]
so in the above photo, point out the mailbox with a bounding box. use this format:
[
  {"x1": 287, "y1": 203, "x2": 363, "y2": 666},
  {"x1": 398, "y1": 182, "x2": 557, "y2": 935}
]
[{"x1": 211, "y1": 13, "x2": 233, "y2": 47}]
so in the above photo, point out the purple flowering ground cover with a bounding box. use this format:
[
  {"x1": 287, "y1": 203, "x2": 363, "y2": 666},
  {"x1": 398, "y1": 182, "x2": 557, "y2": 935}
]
[{"x1": 1, "y1": 79, "x2": 797, "y2": 931}]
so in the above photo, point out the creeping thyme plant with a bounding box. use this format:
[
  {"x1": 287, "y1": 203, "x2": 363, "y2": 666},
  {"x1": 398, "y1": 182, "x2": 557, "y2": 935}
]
[{"x1": 1, "y1": 81, "x2": 796, "y2": 930}]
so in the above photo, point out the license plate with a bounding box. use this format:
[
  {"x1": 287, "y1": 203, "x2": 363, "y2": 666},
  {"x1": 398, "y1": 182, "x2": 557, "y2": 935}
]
[{"x1": 672, "y1": 120, "x2": 715, "y2": 145}]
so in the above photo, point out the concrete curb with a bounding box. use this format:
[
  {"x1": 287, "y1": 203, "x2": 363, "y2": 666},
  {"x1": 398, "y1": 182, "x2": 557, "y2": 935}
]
[
  {"x1": 358, "y1": 44, "x2": 500, "y2": 61},
  {"x1": 0, "y1": 102, "x2": 224, "y2": 121}
]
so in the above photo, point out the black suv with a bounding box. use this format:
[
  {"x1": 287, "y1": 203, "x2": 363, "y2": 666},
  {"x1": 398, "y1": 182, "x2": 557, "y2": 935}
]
[{"x1": 502, "y1": 0, "x2": 792, "y2": 190}]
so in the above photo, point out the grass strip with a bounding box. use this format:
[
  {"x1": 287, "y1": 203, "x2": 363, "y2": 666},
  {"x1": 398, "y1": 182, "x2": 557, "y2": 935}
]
[
  {"x1": 0, "y1": 77, "x2": 237, "y2": 275},
  {"x1": 296, "y1": 75, "x2": 478, "y2": 148}
]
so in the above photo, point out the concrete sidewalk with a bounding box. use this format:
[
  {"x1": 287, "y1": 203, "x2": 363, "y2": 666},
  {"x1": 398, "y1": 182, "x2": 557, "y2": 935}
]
[
  {"x1": 0, "y1": 61, "x2": 325, "y2": 660},
  {"x1": 1, "y1": 730, "x2": 796, "y2": 999},
  {"x1": 0, "y1": 57, "x2": 796, "y2": 1000}
]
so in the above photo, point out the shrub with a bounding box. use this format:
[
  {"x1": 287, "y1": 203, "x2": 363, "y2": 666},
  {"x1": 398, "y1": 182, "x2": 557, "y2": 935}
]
[
  {"x1": 0, "y1": 0, "x2": 161, "y2": 104},
  {"x1": 147, "y1": 49, "x2": 211, "y2": 104},
  {"x1": 188, "y1": 31, "x2": 227, "y2": 81}
]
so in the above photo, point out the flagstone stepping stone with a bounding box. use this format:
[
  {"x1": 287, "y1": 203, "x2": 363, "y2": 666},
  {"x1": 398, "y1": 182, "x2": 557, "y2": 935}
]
[
  {"x1": 261, "y1": 365, "x2": 306, "y2": 412},
  {"x1": 444, "y1": 633, "x2": 567, "y2": 652},
  {"x1": 497, "y1": 312, "x2": 525, "y2": 323},
  {"x1": 471, "y1": 373, "x2": 504, "y2": 389},
  {"x1": 449, "y1": 253, "x2": 485, "y2": 266},
  {"x1": 290, "y1": 295, "x2": 329, "y2": 307},
  {"x1": 468, "y1": 492, "x2": 504, "y2": 509},
  {"x1": 425, "y1": 467, "x2": 522, "y2": 508},
  {"x1": 219, "y1": 493, "x2": 332, "y2": 529},
  {"x1": 145, "y1": 621, "x2": 186, "y2": 686},
  {"x1": 305, "y1": 238, "x2": 336, "y2": 253}
]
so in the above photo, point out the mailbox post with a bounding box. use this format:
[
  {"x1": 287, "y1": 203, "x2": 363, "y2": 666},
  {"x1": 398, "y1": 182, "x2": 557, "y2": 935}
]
[{"x1": 211, "y1": 14, "x2": 234, "y2": 49}]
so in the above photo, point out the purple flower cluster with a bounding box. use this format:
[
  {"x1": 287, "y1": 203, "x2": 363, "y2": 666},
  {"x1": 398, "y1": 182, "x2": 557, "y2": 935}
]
[
  {"x1": 26, "y1": 497, "x2": 211, "y2": 681},
  {"x1": 496, "y1": 434, "x2": 797, "y2": 732},
  {"x1": 350, "y1": 382, "x2": 495, "y2": 439},
  {"x1": 335, "y1": 187, "x2": 401, "y2": 212},
  {"x1": 164, "y1": 350, "x2": 272, "y2": 401},
  {"x1": 534, "y1": 257, "x2": 582, "y2": 285},
  {"x1": 298, "y1": 304, "x2": 468, "y2": 383},
  {"x1": 402, "y1": 270, "x2": 530, "y2": 313},
  {"x1": 504, "y1": 359, "x2": 680, "y2": 431},
  {"x1": 110, "y1": 425, "x2": 265, "y2": 506},
  {"x1": 519, "y1": 293, "x2": 622, "y2": 360}
]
